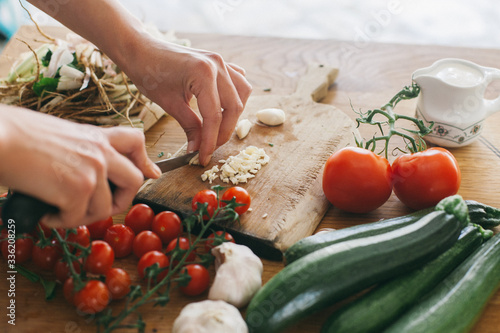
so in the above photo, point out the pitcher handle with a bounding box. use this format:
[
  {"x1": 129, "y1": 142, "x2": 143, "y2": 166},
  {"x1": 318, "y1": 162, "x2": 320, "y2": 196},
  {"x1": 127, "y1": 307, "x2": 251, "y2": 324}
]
[{"x1": 483, "y1": 68, "x2": 500, "y2": 117}]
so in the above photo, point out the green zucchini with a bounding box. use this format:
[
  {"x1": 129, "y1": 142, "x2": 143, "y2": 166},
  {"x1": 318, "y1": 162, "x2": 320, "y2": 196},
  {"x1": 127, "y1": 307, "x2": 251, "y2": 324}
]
[
  {"x1": 384, "y1": 230, "x2": 500, "y2": 333},
  {"x1": 285, "y1": 199, "x2": 500, "y2": 265},
  {"x1": 321, "y1": 224, "x2": 491, "y2": 333},
  {"x1": 245, "y1": 198, "x2": 468, "y2": 333}
]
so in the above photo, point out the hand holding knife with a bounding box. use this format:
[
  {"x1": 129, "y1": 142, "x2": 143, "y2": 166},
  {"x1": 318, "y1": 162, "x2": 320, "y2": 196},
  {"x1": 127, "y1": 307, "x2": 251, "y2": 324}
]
[{"x1": 1, "y1": 151, "x2": 198, "y2": 235}]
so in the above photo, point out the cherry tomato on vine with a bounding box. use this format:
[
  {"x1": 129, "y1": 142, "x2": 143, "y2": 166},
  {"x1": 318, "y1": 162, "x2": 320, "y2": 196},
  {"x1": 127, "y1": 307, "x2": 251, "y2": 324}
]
[
  {"x1": 392, "y1": 147, "x2": 461, "y2": 210},
  {"x1": 192, "y1": 189, "x2": 218, "y2": 219},
  {"x1": 1, "y1": 236, "x2": 33, "y2": 264},
  {"x1": 73, "y1": 280, "x2": 110, "y2": 314},
  {"x1": 166, "y1": 237, "x2": 197, "y2": 263},
  {"x1": 105, "y1": 268, "x2": 131, "y2": 300},
  {"x1": 179, "y1": 264, "x2": 210, "y2": 296},
  {"x1": 32, "y1": 239, "x2": 62, "y2": 271},
  {"x1": 54, "y1": 258, "x2": 82, "y2": 283},
  {"x1": 322, "y1": 147, "x2": 393, "y2": 213},
  {"x1": 66, "y1": 225, "x2": 91, "y2": 249},
  {"x1": 125, "y1": 204, "x2": 155, "y2": 234},
  {"x1": 221, "y1": 186, "x2": 251, "y2": 215},
  {"x1": 86, "y1": 216, "x2": 113, "y2": 240},
  {"x1": 204, "y1": 231, "x2": 235, "y2": 252},
  {"x1": 133, "y1": 231, "x2": 162, "y2": 258},
  {"x1": 104, "y1": 224, "x2": 135, "y2": 258},
  {"x1": 84, "y1": 240, "x2": 114, "y2": 275},
  {"x1": 151, "y1": 211, "x2": 183, "y2": 245},
  {"x1": 137, "y1": 250, "x2": 169, "y2": 281}
]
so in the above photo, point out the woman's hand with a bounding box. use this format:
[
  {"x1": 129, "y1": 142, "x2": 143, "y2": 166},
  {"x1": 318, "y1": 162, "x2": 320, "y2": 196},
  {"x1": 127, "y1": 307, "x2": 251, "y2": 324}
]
[
  {"x1": 0, "y1": 106, "x2": 161, "y2": 228},
  {"x1": 122, "y1": 38, "x2": 252, "y2": 166}
]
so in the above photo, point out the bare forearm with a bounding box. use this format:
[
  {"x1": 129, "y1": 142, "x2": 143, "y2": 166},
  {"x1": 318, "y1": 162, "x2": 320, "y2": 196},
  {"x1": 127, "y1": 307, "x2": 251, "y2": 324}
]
[{"x1": 27, "y1": 0, "x2": 145, "y2": 70}]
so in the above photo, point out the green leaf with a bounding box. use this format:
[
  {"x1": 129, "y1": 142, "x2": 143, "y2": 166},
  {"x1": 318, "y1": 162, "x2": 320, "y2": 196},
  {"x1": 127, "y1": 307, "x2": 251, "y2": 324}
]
[
  {"x1": 32, "y1": 77, "x2": 59, "y2": 97},
  {"x1": 40, "y1": 279, "x2": 58, "y2": 300},
  {"x1": 41, "y1": 49, "x2": 52, "y2": 67}
]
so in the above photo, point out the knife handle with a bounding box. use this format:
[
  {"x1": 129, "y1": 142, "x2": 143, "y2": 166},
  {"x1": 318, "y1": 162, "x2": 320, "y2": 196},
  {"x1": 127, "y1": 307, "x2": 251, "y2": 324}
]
[{"x1": 1, "y1": 181, "x2": 116, "y2": 234}]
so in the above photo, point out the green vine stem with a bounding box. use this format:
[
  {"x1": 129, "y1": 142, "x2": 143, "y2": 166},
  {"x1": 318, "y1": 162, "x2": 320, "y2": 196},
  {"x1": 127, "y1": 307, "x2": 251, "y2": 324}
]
[{"x1": 354, "y1": 83, "x2": 434, "y2": 159}]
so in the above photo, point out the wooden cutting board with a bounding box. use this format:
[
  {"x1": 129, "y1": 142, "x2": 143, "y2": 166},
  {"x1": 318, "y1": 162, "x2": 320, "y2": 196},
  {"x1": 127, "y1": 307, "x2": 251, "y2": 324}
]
[{"x1": 135, "y1": 64, "x2": 358, "y2": 260}]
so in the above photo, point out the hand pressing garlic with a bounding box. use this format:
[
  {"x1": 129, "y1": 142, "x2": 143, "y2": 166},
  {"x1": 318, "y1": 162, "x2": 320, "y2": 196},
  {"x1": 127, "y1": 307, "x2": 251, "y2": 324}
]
[
  {"x1": 172, "y1": 300, "x2": 248, "y2": 333},
  {"x1": 208, "y1": 242, "x2": 263, "y2": 308},
  {"x1": 256, "y1": 108, "x2": 286, "y2": 126}
]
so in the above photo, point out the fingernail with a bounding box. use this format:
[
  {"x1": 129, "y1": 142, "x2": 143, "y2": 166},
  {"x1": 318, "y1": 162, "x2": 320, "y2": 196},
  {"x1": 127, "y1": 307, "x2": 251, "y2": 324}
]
[
  {"x1": 202, "y1": 154, "x2": 212, "y2": 167},
  {"x1": 152, "y1": 162, "x2": 162, "y2": 178}
]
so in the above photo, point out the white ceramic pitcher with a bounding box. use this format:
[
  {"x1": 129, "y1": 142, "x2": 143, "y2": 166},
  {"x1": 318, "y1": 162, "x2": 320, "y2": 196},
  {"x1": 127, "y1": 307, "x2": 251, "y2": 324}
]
[{"x1": 412, "y1": 58, "x2": 500, "y2": 147}]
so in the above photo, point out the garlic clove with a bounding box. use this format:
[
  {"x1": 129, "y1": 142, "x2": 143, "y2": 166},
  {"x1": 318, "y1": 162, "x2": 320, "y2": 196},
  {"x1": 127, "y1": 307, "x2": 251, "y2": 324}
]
[
  {"x1": 235, "y1": 119, "x2": 252, "y2": 139},
  {"x1": 256, "y1": 108, "x2": 286, "y2": 126}
]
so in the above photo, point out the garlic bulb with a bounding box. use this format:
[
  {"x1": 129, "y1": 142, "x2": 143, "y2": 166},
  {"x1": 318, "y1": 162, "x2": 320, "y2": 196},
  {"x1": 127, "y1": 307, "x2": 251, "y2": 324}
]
[
  {"x1": 256, "y1": 108, "x2": 286, "y2": 126},
  {"x1": 235, "y1": 119, "x2": 252, "y2": 139},
  {"x1": 172, "y1": 300, "x2": 248, "y2": 333},
  {"x1": 208, "y1": 242, "x2": 263, "y2": 308}
]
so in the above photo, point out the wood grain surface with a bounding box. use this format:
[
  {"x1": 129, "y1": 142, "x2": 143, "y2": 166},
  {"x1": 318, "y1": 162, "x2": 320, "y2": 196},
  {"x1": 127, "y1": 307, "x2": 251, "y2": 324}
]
[
  {"x1": 135, "y1": 64, "x2": 357, "y2": 260},
  {"x1": 1, "y1": 26, "x2": 500, "y2": 333}
]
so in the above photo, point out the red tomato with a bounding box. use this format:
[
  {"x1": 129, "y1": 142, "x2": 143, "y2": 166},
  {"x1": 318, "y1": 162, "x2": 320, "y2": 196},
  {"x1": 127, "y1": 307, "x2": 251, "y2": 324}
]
[
  {"x1": 322, "y1": 147, "x2": 393, "y2": 213},
  {"x1": 54, "y1": 259, "x2": 82, "y2": 283},
  {"x1": 137, "y1": 250, "x2": 169, "y2": 281},
  {"x1": 73, "y1": 280, "x2": 110, "y2": 314},
  {"x1": 392, "y1": 147, "x2": 461, "y2": 210},
  {"x1": 166, "y1": 237, "x2": 197, "y2": 263},
  {"x1": 221, "y1": 186, "x2": 251, "y2": 215},
  {"x1": 104, "y1": 224, "x2": 135, "y2": 258},
  {"x1": 192, "y1": 189, "x2": 218, "y2": 219},
  {"x1": 66, "y1": 225, "x2": 91, "y2": 249},
  {"x1": 151, "y1": 211, "x2": 183, "y2": 245},
  {"x1": 105, "y1": 268, "x2": 131, "y2": 300},
  {"x1": 133, "y1": 230, "x2": 162, "y2": 258},
  {"x1": 179, "y1": 264, "x2": 210, "y2": 296},
  {"x1": 32, "y1": 239, "x2": 62, "y2": 271},
  {"x1": 125, "y1": 204, "x2": 155, "y2": 234},
  {"x1": 204, "y1": 231, "x2": 235, "y2": 252},
  {"x1": 86, "y1": 216, "x2": 113, "y2": 240},
  {"x1": 84, "y1": 240, "x2": 114, "y2": 275},
  {"x1": 63, "y1": 277, "x2": 76, "y2": 305},
  {"x1": 1, "y1": 236, "x2": 33, "y2": 264}
]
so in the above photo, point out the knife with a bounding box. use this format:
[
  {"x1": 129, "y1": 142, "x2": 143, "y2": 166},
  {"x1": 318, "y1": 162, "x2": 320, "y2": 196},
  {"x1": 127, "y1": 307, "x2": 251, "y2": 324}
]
[{"x1": 1, "y1": 151, "x2": 198, "y2": 235}]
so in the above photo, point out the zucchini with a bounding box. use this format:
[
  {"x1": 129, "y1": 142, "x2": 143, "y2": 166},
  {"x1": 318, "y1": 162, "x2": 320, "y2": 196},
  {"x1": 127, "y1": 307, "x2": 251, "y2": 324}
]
[
  {"x1": 245, "y1": 198, "x2": 468, "y2": 333},
  {"x1": 321, "y1": 224, "x2": 491, "y2": 333},
  {"x1": 384, "y1": 230, "x2": 500, "y2": 333},
  {"x1": 285, "y1": 199, "x2": 500, "y2": 265}
]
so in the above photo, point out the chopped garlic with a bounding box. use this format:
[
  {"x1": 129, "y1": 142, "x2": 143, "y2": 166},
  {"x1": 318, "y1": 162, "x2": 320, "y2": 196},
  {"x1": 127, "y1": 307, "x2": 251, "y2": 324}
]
[
  {"x1": 262, "y1": 213, "x2": 268, "y2": 219},
  {"x1": 201, "y1": 165, "x2": 220, "y2": 184},
  {"x1": 200, "y1": 146, "x2": 270, "y2": 185}
]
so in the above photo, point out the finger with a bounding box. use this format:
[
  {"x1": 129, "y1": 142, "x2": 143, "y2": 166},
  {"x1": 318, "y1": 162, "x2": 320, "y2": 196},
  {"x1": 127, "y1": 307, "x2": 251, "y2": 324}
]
[
  {"x1": 105, "y1": 127, "x2": 161, "y2": 179},
  {"x1": 227, "y1": 62, "x2": 246, "y2": 76}
]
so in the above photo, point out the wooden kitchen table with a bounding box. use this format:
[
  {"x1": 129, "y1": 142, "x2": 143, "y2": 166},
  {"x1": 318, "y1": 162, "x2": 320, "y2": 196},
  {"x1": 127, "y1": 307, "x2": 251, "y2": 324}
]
[{"x1": 1, "y1": 26, "x2": 500, "y2": 333}]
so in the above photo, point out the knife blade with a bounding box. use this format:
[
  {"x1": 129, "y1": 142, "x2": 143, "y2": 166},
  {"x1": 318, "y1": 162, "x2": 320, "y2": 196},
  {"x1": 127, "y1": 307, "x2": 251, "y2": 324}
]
[{"x1": 1, "y1": 151, "x2": 198, "y2": 234}]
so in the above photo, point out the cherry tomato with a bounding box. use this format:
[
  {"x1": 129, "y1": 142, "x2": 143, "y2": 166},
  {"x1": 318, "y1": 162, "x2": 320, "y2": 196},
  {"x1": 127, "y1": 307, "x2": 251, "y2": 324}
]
[
  {"x1": 179, "y1": 264, "x2": 210, "y2": 296},
  {"x1": 204, "y1": 231, "x2": 235, "y2": 252},
  {"x1": 1, "y1": 236, "x2": 33, "y2": 264},
  {"x1": 73, "y1": 280, "x2": 110, "y2": 314},
  {"x1": 137, "y1": 250, "x2": 169, "y2": 281},
  {"x1": 151, "y1": 211, "x2": 183, "y2": 245},
  {"x1": 84, "y1": 240, "x2": 114, "y2": 275},
  {"x1": 105, "y1": 268, "x2": 131, "y2": 300},
  {"x1": 192, "y1": 189, "x2": 218, "y2": 219},
  {"x1": 36, "y1": 222, "x2": 53, "y2": 239},
  {"x1": 125, "y1": 204, "x2": 155, "y2": 234},
  {"x1": 392, "y1": 147, "x2": 461, "y2": 210},
  {"x1": 166, "y1": 237, "x2": 197, "y2": 263},
  {"x1": 66, "y1": 225, "x2": 91, "y2": 249},
  {"x1": 86, "y1": 216, "x2": 113, "y2": 240},
  {"x1": 322, "y1": 147, "x2": 393, "y2": 213},
  {"x1": 221, "y1": 186, "x2": 251, "y2": 215},
  {"x1": 32, "y1": 239, "x2": 62, "y2": 271},
  {"x1": 133, "y1": 230, "x2": 162, "y2": 258},
  {"x1": 63, "y1": 277, "x2": 76, "y2": 305},
  {"x1": 54, "y1": 258, "x2": 82, "y2": 283},
  {"x1": 104, "y1": 224, "x2": 135, "y2": 258}
]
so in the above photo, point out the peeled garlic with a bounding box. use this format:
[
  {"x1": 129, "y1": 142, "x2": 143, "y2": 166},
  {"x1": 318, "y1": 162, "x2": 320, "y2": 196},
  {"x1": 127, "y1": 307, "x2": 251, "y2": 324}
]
[
  {"x1": 235, "y1": 119, "x2": 252, "y2": 139},
  {"x1": 172, "y1": 300, "x2": 248, "y2": 333},
  {"x1": 208, "y1": 242, "x2": 263, "y2": 308},
  {"x1": 256, "y1": 108, "x2": 286, "y2": 126}
]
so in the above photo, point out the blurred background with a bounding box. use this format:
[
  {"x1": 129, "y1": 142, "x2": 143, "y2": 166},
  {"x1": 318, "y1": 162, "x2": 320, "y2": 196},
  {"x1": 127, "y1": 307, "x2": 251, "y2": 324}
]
[{"x1": 1, "y1": 0, "x2": 499, "y2": 50}]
